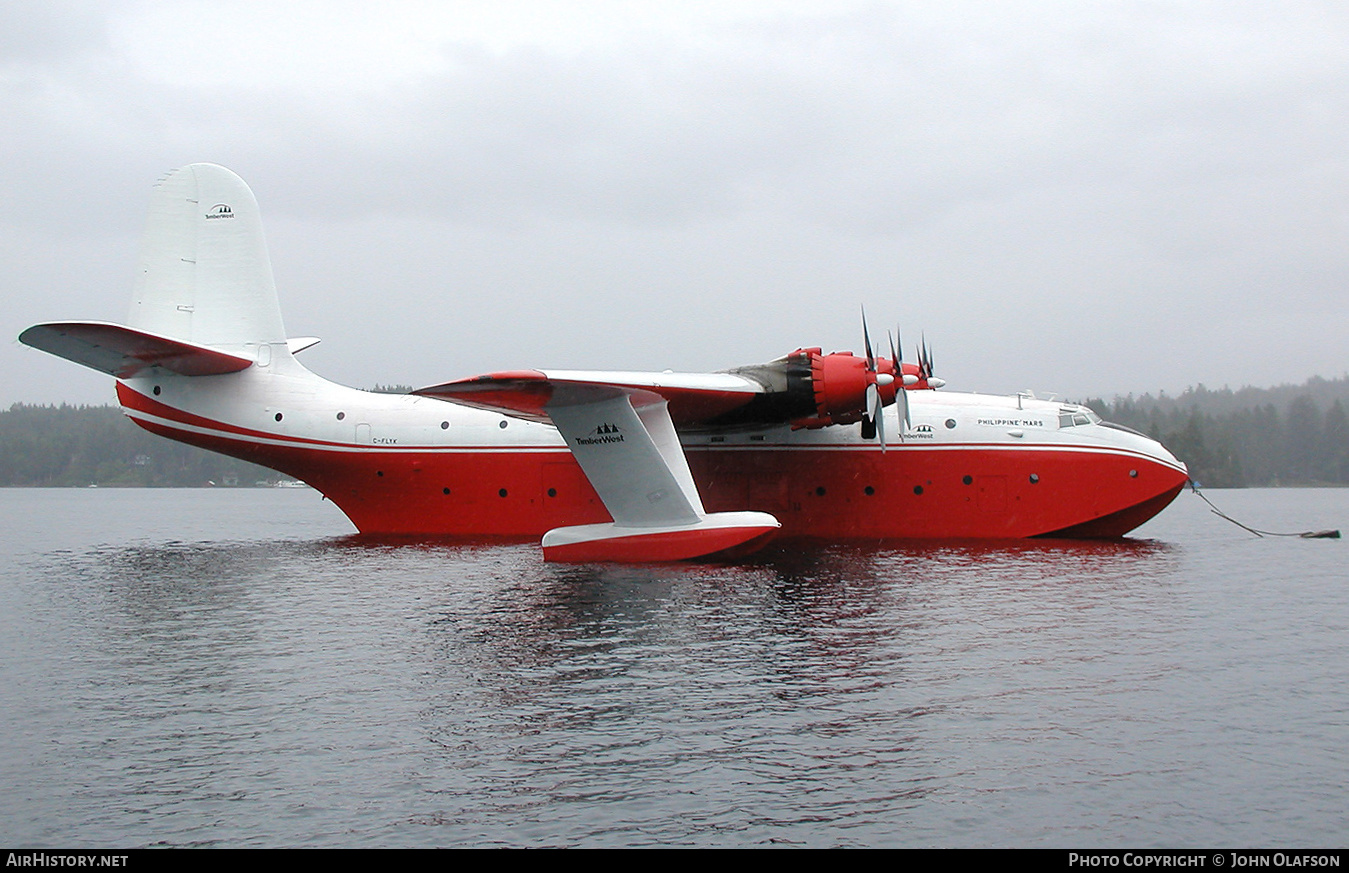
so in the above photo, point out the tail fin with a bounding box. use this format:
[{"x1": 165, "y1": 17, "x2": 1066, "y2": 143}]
[{"x1": 129, "y1": 163, "x2": 287, "y2": 354}]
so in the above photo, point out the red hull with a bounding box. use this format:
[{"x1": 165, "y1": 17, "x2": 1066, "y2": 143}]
[{"x1": 121, "y1": 385, "x2": 1188, "y2": 541}]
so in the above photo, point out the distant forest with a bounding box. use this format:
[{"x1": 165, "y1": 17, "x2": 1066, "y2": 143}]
[
  {"x1": 0, "y1": 403, "x2": 278, "y2": 487},
  {"x1": 1080, "y1": 375, "x2": 1349, "y2": 487},
  {"x1": 0, "y1": 383, "x2": 415, "y2": 488},
  {"x1": 2, "y1": 376, "x2": 1346, "y2": 488}
]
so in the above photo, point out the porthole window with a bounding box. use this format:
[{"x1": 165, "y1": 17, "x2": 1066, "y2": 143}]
[
  {"x1": 547, "y1": 488, "x2": 557, "y2": 497},
  {"x1": 945, "y1": 419, "x2": 957, "y2": 429},
  {"x1": 864, "y1": 486, "x2": 875, "y2": 496},
  {"x1": 498, "y1": 488, "x2": 508, "y2": 497},
  {"x1": 441, "y1": 421, "x2": 449, "y2": 430},
  {"x1": 913, "y1": 485, "x2": 924, "y2": 495},
  {"x1": 1029, "y1": 473, "x2": 1040, "y2": 484},
  {"x1": 442, "y1": 487, "x2": 451, "y2": 495},
  {"x1": 962, "y1": 475, "x2": 973, "y2": 485},
  {"x1": 499, "y1": 420, "x2": 508, "y2": 429},
  {"x1": 1129, "y1": 469, "x2": 1138, "y2": 478},
  {"x1": 336, "y1": 411, "x2": 345, "y2": 421},
  {"x1": 815, "y1": 486, "x2": 826, "y2": 496},
  {"x1": 153, "y1": 385, "x2": 162, "y2": 396},
  {"x1": 274, "y1": 412, "x2": 283, "y2": 422}
]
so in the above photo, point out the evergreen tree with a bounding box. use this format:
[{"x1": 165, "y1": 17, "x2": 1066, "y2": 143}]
[
  {"x1": 1323, "y1": 400, "x2": 1349, "y2": 484},
  {"x1": 1286, "y1": 395, "x2": 1324, "y2": 483}
]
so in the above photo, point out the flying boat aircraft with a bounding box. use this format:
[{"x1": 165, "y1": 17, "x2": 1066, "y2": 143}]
[{"x1": 19, "y1": 164, "x2": 1189, "y2": 561}]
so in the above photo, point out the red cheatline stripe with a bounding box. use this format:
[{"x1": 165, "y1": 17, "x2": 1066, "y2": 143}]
[{"x1": 118, "y1": 385, "x2": 565, "y2": 454}]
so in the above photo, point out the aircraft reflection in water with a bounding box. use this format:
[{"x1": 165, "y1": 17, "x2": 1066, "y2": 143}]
[{"x1": 20, "y1": 164, "x2": 1188, "y2": 561}]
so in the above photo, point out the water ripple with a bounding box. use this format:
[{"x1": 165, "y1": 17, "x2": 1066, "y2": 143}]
[{"x1": 1, "y1": 487, "x2": 1344, "y2": 846}]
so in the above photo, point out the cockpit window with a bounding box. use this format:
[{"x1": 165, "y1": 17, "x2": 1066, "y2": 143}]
[{"x1": 1058, "y1": 406, "x2": 1102, "y2": 428}]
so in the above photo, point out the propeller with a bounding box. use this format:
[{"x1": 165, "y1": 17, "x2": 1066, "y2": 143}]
[
  {"x1": 859, "y1": 308, "x2": 892, "y2": 448},
  {"x1": 916, "y1": 333, "x2": 945, "y2": 389},
  {"x1": 889, "y1": 328, "x2": 910, "y2": 433}
]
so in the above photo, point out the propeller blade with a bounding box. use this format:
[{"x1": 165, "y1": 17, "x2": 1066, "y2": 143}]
[
  {"x1": 898, "y1": 379, "x2": 910, "y2": 434},
  {"x1": 888, "y1": 328, "x2": 909, "y2": 433},
  {"x1": 862, "y1": 381, "x2": 879, "y2": 442},
  {"x1": 861, "y1": 306, "x2": 876, "y2": 372},
  {"x1": 918, "y1": 333, "x2": 933, "y2": 380},
  {"x1": 873, "y1": 382, "x2": 887, "y2": 452},
  {"x1": 861, "y1": 306, "x2": 883, "y2": 445}
]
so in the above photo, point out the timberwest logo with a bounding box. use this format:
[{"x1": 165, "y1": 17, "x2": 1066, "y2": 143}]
[
  {"x1": 914, "y1": 423, "x2": 934, "y2": 434},
  {"x1": 576, "y1": 423, "x2": 625, "y2": 446},
  {"x1": 205, "y1": 204, "x2": 235, "y2": 219}
]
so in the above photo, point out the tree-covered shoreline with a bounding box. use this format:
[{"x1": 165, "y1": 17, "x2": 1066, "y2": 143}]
[
  {"x1": 3, "y1": 376, "x2": 1346, "y2": 488},
  {"x1": 1081, "y1": 375, "x2": 1349, "y2": 488},
  {"x1": 0, "y1": 403, "x2": 279, "y2": 487}
]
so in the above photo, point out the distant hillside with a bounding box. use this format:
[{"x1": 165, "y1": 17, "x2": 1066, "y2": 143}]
[
  {"x1": 1082, "y1": 375, "x2": 1349, "y2": 488},
  {"x1": 4, "y1": 375, "x2": 1347, "y2": 488},
  {"x1": 0, "y1": 404, "x2": 278, "y2": 487}
]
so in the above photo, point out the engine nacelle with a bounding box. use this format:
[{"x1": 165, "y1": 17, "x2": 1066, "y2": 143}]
[
  {"x1": 809, "y1": 348, "x2": 873, "y2": 424},
  {"x1": 716, "y1": 347, "x2": 901, "y2": 429}
]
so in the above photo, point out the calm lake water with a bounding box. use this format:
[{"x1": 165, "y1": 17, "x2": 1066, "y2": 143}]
[{"x1": 1, "y1": 487, "x2": 1345, "y2": 848}]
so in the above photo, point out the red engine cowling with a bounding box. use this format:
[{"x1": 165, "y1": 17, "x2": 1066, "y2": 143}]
[
  {"x1": 733, "y1": 347, "x2": 897, "y2": 429},
  {"x1": 808, "y1": 349, "x2": 873, "y2": 424},
  {"x1": 715, "y1": 347, "x2": 924, "y2": 429}
]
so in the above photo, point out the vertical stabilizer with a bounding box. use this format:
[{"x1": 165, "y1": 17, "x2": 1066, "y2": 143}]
[{"x1": 128, "y1": 163, "x2": 287, "y2": 354}]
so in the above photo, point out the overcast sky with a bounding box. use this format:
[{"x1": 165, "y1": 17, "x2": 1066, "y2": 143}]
[{"x1": 5, "y1": 1, "x2": 1347, "y2": 407}]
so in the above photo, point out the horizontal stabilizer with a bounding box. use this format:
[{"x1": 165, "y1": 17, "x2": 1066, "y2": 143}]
[{"x1": 19, "y1": 321, "x2": 253, "y2": 378}]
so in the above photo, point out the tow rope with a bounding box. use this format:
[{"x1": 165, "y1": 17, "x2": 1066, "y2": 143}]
[{"x1": 1190, "y1": 481, "x2": 1340, "y2": 539}]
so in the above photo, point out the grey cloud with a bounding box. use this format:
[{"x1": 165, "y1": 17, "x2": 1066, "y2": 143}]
[{"x1": 5, "y1": 2, "x2": 1348, "y2": 406}]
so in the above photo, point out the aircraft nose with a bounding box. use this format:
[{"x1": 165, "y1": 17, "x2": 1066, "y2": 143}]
[
  {"x1": 1098, "y1": 421, "x2": 1187, "y2": 474},
  {"x1": 1142, "y1": 433, "x2": 1187, "y2": 473}
]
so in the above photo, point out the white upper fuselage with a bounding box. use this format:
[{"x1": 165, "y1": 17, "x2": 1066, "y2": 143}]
[{"x1": 120, "y1": 351, "x2": 1183, "y2": 472}]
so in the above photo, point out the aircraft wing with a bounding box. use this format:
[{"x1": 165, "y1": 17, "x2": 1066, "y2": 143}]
[
  {"x1": 414, "y1": 369, "x2": 765, "y2": 427},
  {"x1": 412, "y1": 372, "x2": 780, "y2": 561},
  {"x1": 19, "y1": 321, "x2": 253, "y2": 378},
  {"x1": 415, "y1": 346, "x2": 903, "y2": 433}
]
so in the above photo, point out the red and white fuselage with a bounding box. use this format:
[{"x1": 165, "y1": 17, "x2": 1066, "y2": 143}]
[
  {"x1": 21, "y1": 164, "x2": 1188, "y2": 560},
  {"x1": 112, "y1": 355, "x2": 1187, "y2": 542}
]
